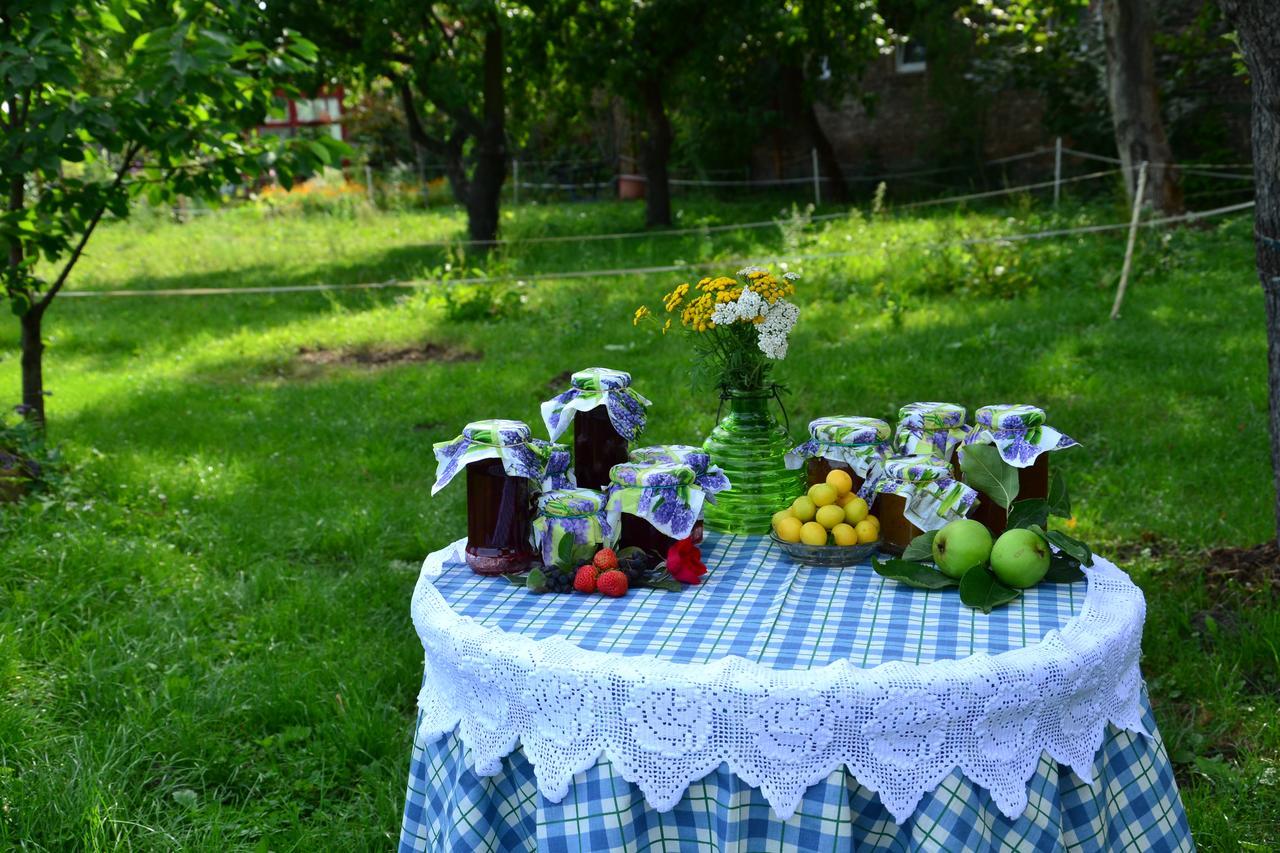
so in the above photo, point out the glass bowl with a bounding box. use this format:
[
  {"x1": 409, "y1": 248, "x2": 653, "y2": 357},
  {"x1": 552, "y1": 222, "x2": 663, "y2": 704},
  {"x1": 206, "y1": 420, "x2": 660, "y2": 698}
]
[{"x1": 769, "y1": 532, "x2": 878, "y2": 568}]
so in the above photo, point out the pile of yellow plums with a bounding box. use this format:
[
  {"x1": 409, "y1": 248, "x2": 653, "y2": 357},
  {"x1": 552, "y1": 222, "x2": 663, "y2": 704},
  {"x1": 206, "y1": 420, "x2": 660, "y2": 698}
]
[{"x1": 772, "y1": 469, "x2": 880, "y2": 546}]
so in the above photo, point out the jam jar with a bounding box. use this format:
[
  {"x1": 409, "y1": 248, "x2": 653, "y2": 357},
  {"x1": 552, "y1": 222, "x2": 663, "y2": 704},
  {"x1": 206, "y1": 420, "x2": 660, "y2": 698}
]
[
  {"x1": 628, "y1": 445, "x2": 731, "y2": 544},
  {"x1": 892, "y1": 402, "x2": 970, "y2": 470},
  {"x1": 606, "y1": 461, "x2": 704, "y2": 555},
  {"x1": 432, "y1": 419, "x2": 542, "y2": 575},
  {"x1": 532, "y1": 487, "x2": 614, "y2": 568},
  {"x1": 785, "y1": 416, "x2": 892, "y2": 498},
  {"x1": 962, "y1": 404, "x2": 1078, "y2": 535},
  {"x1": 541, "y1": 367, "x2": 652, "y2": 490},
  {"x1": 872, "y1": 455, "x2": 979, "y2": 554}
]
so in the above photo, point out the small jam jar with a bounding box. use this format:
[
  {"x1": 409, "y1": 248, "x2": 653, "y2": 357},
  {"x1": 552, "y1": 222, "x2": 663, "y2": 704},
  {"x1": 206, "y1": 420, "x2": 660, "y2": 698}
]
[
  {"x1": 432, "y1": 419, "x2": 541, "y2": 576},
  {"x1": 893, "y1": 402, "x2": 970, "y2": 470},
  {"x1": 785, "y1": 416, "x2": 892, "y2": 498},
  {"x1": 532, "y1": 487, "x2": 614, "y2": 568},
  {"x1": 872, "y1": 455, "x2": 978, "y2": 554},
  {"x1": 628, "y1": 445, "x2": 731, "y2": 544},
  {"x1": 606, "y1": 461, "x2": 704, "y2": 555},
  {"x1": 541, "y1": 368, "x2": 651, "y2": 491},
  {"x1": 962, "y1": 404, "x2": 1078, "y2": 535}
]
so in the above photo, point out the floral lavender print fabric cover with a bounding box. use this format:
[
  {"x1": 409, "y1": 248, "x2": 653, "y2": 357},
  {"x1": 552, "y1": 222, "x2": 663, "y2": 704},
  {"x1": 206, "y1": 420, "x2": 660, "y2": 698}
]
[
  {"x1": 539, "y1": 442, "x2": 575, "y2": 491},
  {"x1": 606, "y1": 461, "x2": 706, "y2": 540},
  {"x1": 893, "y1": 402, "x2": 971, "y2": 462},
  {"x1": 785, "y1": 417, "x2": 893, "y2": 497},
  {"x1": 629, "y1": 445, "x2": 731, "y2": 504},
  {"x1": 432, "y1": 419, "x2": 548, "y2": 496},
  {"x1": 963, "y1": 404, "x2": 1079, "y2": 467},
  {"x1": 873, "y1": 454, "x2": 979, "y2": 530},
  {"x1": 541, "y1": 368, "x2": 652, "y2": 442},
  {"x1": 532, "y1": 488, "x2": 617, "y2": 566}
]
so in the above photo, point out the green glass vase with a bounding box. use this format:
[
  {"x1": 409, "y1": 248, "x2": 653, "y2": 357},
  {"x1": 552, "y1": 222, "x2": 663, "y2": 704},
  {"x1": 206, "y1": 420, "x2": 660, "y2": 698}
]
[{"x1": 702, "y1": 389, "x2": 805, "y2": 535}]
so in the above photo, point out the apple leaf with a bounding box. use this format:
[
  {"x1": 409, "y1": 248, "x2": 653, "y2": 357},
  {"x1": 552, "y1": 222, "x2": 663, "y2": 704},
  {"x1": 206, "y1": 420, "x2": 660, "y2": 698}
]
[
  {"x1": 1007, "y1": 499, "x2": 1050, "y2": 531},
  {"x1": 1044, "y1": 530, "x2": 1094, "y2": 567},
  {"x1": 555, "y1": 534, "x2": 577, "y2": 568},
  {"x1": 638, "y1": 569, "x2": 684, "y2": 592},
  {"x1": 901, "y1": 529, "x2": 938, "y2": 563},
  {"x1": 873, "y1": 557, "x2": 959, "y2": 590},
  {"x1": 959, "y1": 566, "x2": 1022, "y2": 613},
  {"x1": 1048, "y1": 470, "x2": 1072, "y2": 518},
  {"x1": 1043, "y1": 552, "x2": 1086, "y2": 583},
  {"x1": 505, "y1": 572, "x2": 531, "y2": 585},
  {"x1": 960, "y1": 444, "x2": 1020, "y2": 509}
]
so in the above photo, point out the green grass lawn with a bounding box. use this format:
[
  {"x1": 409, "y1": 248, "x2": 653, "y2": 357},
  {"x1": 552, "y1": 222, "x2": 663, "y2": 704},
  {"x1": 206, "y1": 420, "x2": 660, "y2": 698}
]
[{"x1": 1, "y1": 190, "x2": 1276, "y2": 850}]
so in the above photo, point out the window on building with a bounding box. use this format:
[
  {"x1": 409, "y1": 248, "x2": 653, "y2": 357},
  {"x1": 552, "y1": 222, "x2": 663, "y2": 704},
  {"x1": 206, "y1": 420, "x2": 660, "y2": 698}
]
[{"x1": 895, "y1": 41, "x2": 927, "y2": 74}]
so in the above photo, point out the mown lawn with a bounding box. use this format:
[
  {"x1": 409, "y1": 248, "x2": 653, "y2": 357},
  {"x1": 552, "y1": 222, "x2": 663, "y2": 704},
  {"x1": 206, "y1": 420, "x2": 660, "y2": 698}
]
[{"x1": 1, "y1": 191, "x2": 1276, "y2": 850}]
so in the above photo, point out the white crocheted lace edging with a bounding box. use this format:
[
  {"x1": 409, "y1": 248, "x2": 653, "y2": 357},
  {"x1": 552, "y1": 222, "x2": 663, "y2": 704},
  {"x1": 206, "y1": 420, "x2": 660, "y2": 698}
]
[{"x1": 411, "y1": 538, "x2": 1150, "y2": 823}]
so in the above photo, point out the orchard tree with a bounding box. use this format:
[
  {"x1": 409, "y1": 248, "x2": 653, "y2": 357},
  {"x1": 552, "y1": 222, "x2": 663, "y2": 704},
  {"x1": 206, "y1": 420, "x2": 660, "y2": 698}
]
[
  {"x1": 269, "y1": 0, "x2": 536, "y2": 244},
  {"x1": 1216, "y1": 0, "x2": 1280, "y2": 543},
  {"x1": 1, "y1": 0, "x2": 341, "y2": 428},
  {"x1": 1100, "y1": 0, "x2": 1183, "y2": 214}
]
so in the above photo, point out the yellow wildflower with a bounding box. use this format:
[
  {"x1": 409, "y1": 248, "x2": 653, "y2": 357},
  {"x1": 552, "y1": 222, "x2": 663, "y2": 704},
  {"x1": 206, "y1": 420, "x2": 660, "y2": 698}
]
[
  {"x1": 633, "y1": 305, "x2": 651, "y2": 325},
  {"x1": 663, "y1": 318, "x2": 671, "y2": 334}
]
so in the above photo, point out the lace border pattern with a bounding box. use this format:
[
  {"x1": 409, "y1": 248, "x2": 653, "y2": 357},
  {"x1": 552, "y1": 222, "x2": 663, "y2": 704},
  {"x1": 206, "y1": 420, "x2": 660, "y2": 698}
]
[{"x1": 411, "y1": 539, "x2": 1149, "y2": 823}]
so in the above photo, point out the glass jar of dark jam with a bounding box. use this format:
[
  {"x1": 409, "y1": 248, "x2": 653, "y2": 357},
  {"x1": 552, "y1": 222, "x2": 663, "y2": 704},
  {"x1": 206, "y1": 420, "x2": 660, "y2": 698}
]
[
  {"x1": 575, "y1": 406, "x2": 629, "y2": 490},
  {"x1": 872, "y1": 455, "x2": 973, "y2": 555},
  {"x1": 465, "y1": 456, "x2": 535, "y2": 575},
  {"x1": 608, "y1": 461, "x2": 702, "y2": 556},
  {"x1": 628, "y1": 445, "x2": 732, "y2": 545},
  {"x1": 962, "y1": 404, "x2": 1076, "y2": 536},
  {"x1": 788, "y1": 416, "x2": 892, "y2": 498}
]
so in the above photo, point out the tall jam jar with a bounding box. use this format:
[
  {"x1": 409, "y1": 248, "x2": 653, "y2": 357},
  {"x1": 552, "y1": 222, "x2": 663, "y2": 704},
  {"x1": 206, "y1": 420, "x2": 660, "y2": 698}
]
[
  {"x1": 541, "y1": 367, "x2": 651, "y2": 490},
  {"x1": 628, "y1": 445, "x2": 732, "y2": 544},
  {"x1": 432, "y1": 419, "x2": 543, "y2": 575},
  {"x1": 961, "y1": 404, "x2": 1078, "y2": 535},
  {"x1": 892, "y1": 402, "x2": 970, "y2": 471},
  {"x1": 605, "y1": 461, "x2": 705, "y2": 555},
  {"x1": 872, "y1": 455, "x2": 979, "y2": 554},
  {"x1": 785, "y1": 416, "x2": 892, "y2": 499}
]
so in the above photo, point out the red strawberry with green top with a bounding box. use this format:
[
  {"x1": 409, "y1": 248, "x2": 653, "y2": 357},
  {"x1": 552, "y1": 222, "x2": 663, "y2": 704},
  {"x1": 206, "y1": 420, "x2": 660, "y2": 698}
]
[
  {"x1": 592, "y1": 547, "x2": 619, "y2": 572},
  {"x1": 596, "y1": 570, "x2": 629, "y2": 598},
  {"x1": 573, "y1": 564, "x2": 598, "y2": 594}
]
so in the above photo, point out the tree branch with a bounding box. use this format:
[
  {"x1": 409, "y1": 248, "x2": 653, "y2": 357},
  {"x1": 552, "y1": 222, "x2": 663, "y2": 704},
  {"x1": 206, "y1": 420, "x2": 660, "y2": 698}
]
[{"x1": 38, "y1": 142, "x2": 142, "y2": 310}]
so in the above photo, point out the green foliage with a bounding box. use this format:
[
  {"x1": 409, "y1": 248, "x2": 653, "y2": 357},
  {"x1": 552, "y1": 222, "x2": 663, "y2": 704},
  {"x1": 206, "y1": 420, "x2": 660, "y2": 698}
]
[
  {"x1": 0, "y1": 198, "x2": 1275, "y2": 846},
  {"x1": 959, "y1": 443, "x2": 1021, "y2": 509},
  {"x1": 958, "y1": 564, "x2": 1022, "y2": 612}
]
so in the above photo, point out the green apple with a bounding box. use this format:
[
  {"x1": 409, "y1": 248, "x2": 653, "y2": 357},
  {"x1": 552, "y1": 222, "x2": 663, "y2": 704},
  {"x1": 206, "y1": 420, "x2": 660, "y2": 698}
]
[
  {"x1": 990, "y1": 528, "x2": 1051, "y2": 588},
  {"x1": 931, "y1": 519, "x2": 994, "y2": 579}
]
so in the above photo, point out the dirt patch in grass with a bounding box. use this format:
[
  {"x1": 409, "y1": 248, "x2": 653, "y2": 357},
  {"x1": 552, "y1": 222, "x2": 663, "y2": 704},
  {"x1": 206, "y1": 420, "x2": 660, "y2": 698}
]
[
  {"x1": 1203, "y1": 542, "x2": 1280, "y2": 599},
  {"x1": 546, "y1": 369, "x2": 574, "y2": 390},
  {"x1": 296, "y1": 343, "x2": 482, "y2": 368}
]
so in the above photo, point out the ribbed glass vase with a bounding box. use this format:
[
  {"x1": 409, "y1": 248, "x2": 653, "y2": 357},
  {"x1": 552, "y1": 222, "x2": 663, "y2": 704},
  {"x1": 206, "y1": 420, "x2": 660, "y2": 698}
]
[{"x1": 702, "y1": 389, "x2": 804, "y2": 534}]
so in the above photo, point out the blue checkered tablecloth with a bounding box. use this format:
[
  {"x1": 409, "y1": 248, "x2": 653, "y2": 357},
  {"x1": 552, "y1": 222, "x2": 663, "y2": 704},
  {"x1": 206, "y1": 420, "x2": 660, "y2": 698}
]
[{"x1": 400, "y1": 533, "x2": 1193, "y2": 851}]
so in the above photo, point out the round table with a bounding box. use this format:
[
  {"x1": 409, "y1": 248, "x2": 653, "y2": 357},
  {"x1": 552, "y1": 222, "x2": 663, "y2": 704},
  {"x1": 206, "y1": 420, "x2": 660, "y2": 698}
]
[{"x1": 399, "y1": 533, "x2": 1192, "y2": 852}]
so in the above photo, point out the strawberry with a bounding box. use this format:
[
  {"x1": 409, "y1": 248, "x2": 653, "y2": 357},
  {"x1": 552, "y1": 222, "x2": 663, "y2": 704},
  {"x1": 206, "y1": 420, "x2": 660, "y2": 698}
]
[
  {"x1": 596, "y1": 569, "x2": 629, "y2": 598},
  {"x1": 573, "y1": 564, "x2": 598, "y2": 594},
  {"x1": 592, "y1": 547, "x2": 619, "y2": 572}
]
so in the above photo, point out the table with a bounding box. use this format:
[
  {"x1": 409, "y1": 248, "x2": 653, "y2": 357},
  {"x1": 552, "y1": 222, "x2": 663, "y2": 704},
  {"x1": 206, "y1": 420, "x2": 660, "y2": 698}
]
[{"x1": 399, "y1": 533, "x2": 1192, "y2": 852}]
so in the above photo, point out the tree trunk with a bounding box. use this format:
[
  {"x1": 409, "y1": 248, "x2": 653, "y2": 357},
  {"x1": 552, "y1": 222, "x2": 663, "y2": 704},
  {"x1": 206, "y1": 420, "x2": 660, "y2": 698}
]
[
  {"x1": 20, "y1": 304, "x2": 46, "y2": 428},
  {"x1": 780, "y1": 64, "x2": 849, "y2": 204},
  {"x1": 1101, "y1": 0, "x2": 1184, "y2": 215},
  {"x1": 467, "y1": 22, "x2": 507, "y2": 244},
  {"x1": 1217, "y1": 0, "x2": 1280, "y2": 544},
  {"x1": 638, "y1": 77, "x2": 672, "y2": 228}
]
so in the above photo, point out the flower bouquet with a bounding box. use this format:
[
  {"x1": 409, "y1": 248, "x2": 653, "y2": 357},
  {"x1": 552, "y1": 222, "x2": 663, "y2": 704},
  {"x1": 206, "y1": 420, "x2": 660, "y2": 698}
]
[{"x1": 635, "y1": 266, "x2": 805, "y2": 534}]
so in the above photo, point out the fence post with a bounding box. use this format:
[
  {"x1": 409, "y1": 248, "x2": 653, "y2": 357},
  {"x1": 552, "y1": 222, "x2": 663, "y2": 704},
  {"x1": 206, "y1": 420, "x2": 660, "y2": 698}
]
[
  {"x1": 811, "y1": 148, "x2": 821, "y2": 207},
  {"x1": 1053, "y1": 137, "x2": 1063, "y2": 207},
  {"x1": 1110, "y1": 161, "x2": 1148, "y2": 321},
  {"x1": 365, "y1": 164, "x2": 375, "y2": 204},
  {"x1": 512, "y1": 159, "x2": 520, "y2": 207}
]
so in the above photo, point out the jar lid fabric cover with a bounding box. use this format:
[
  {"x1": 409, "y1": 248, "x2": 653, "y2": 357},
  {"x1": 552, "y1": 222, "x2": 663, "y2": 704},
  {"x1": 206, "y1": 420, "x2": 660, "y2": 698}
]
[
  {"x1": 629, "y1": 445, "x2": 732, "y2": 502},
  {"x1": 874, "y1": 454, "x2": 978, "y2": 530},
  {"x1": 532, "y1": 487, "x2": 617, "y2": 567},
  {"x1": 605, "y1": 461, "x2": 705, "y2": 540},
  {"x1": 964, "y1": 404, "x2": 1080, "y2": 468},
  {"x1": 432, "y1": 419, "x2": 543, "y2": 495},
  {"x1": 893, "y1": 401, "x2": 971, "y2": 460},
  {"x1": 808, "y1": 416, "x2": 892, "y2": 446},
  {"x1": 541, "y1": 367, "x2": 652, "y2": 442}
]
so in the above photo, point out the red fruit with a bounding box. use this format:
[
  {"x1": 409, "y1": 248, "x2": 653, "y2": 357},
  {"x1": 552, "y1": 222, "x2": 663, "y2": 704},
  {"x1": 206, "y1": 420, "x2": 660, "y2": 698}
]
[
  {"x1": 573, "y1": 565, "x2": 598, "y2": 594},
  {"x1": 596, "y1": 570, "x2": 629, "y2": 597},
  {"x1": 592, "y1": 547, "x2": 619, "y2": 572}
]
